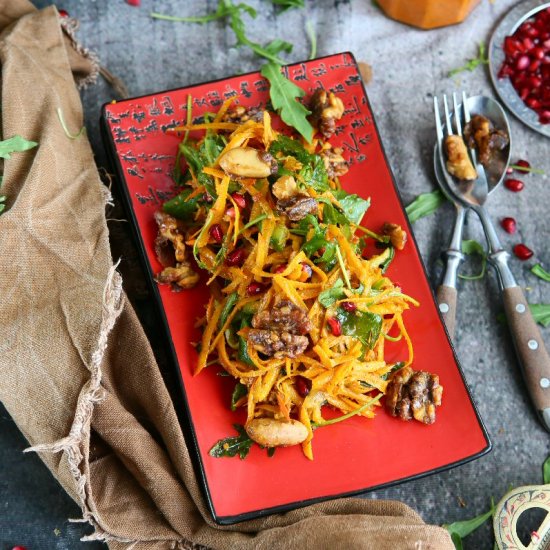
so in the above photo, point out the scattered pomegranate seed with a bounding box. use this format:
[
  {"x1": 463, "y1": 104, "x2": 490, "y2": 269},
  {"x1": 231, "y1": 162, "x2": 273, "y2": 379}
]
[
  {"x1": 209, "y1": 223, "x2": 223, "y2": 243},
  {"x1": 505, "y1": 178, "x2": 525, "y2": 192},
  {"x1": 515, "y1": 159, "x2": 531, "y2": 172},
  {"x1": 247, "y1": 282, "x2": 265, "y2": 295},
  {"x1": 295, "y1": 376, "x2": 311, "y2": 398},
  {"x1": 513, "y1": 243, "x2": 534, "y2": 260},
  {"x1": 58, "y1": 8, "x2": 69, "y2": 17},
  {"x1": 12, "y1": 547, "x2": 28, "y2": 550},
  {"x1": 341, "y1": 301, "x2": 357, "y2": 312},
  {"x1": 231, "y1": 193, "x2": 247, "y2": 210},
  {"x1": 225, "y1": 206, "x2": 236, "y2": 219},
  {"x1": 202, "y1": 192, "x2": 213, "y2": 203},
  {"x1": 225, "y1": 248, "x2": 246, "y2": 266},
  {"x1": 383, "y1": 313, "x2": 394, "y2": 319},
  {"x1": 327, "y1": 317, "x2": 342, "y2": 336},
  {"x1": 125, "y1": 0, "x2": 141, "y2": 5},
  {"x1": 506, "y1": 166, "x2": 514, "y2": 175},
  {"x1": 500, "y1": 217, "x2": 517, "y2": 234},
  {"x1": 274, "y1": 264, "x2": 287, "y2": 274}
]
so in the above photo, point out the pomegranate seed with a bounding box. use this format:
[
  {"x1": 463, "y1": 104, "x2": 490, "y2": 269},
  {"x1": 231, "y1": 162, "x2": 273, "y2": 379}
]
[
  {"x1": 341, "y1": 301, "x2": 357, "y2": 312},
  {"x1": 202, "y1": 192, "x2": 213, "y2": 203},
  {"x1": 209, "y1": 224, "x2": 223, "y2": 244},
  {"x1": 247, "y1": 282, "x2": 265, "y2": 295},
  {"x1": 274, "y1": 264, "x2": 287, "y2": 274},
  {"x1": 58, "y1": 8, "x2": 69, "y2": 17},
  {"x1": 225, "y1": 206, "x2": 235, "y2": 219},
  {"x1": 532, "y1": 46, "x2": 545, "y2": 60},
  {"x1": 225, "y1": 248, "x2": 246, "y2": 266},
  {"x1": 505, "y1": 178, "x2": 525, "y2": 192},
  {"x1": 327, "y1": 317, "x2": 342, "y2": 336},
  {"x1": 295, "y1": 376, "x2": 311, "y2": 398},
  {"x1": 539, "y1": 110, "x2": 550, "y2": 124},
  {"x1": 515, "y1": 159, "x2": 531, "y2": 171},
  {"x1": 517, "y1": 55, "x2": 531, "y2": 70},
  {"x1": 513, "y1": 243, "x2": 534, "y2": 260},
  {"x1": 383, "y1": 313, "x2": 394, "y2": 319},
  {"x1": 231, "y1": 193, "x2": 247, "y2": 210},
  {"x1": 125, "y1": 0, "x2": 141, "y2": 5},
  {"x1": 506, "y1": 166, "x2": 514, "y2": 175},
  {"x1": 501, "y1": 217, "x2": 517, "y2": 234},
  {"x1": 526, "y1": 96, "x2": 542, "y2": 109},
  {"x1": 528, "y1": 59, "x2": 541, "y2": 72}
]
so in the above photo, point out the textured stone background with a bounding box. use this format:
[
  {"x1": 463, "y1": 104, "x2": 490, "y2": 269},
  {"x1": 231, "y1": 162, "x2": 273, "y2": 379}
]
[{"x1": 1, "y1": 0, "x2": 549, "y2": 548}]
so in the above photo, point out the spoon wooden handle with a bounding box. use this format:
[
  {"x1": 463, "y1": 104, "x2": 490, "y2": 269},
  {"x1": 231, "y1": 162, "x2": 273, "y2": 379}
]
[
  {"x1": 436, "y1": 284, "x2": 458, "y2": 339},
  {"x1": 503, "y1": 286, "x2": 550, "y2": 431}
]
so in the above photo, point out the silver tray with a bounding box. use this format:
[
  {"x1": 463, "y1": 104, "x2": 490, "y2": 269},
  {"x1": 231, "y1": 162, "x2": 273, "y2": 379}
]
[{"x1": 489, "y1": 0, "x2": 550, "y2": 138}]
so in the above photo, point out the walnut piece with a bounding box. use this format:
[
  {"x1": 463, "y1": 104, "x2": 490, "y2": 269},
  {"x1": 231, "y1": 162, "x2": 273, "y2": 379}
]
[
  {"x1": 310, "y1": 89, "x2": 345, "y2": 139},
  {"x1": 272, "y1": 175, "x2": 298, "y2": 200},
  {"x1": 321, "y1": 146, "x2": 349, "y2": 179},
  {"x1": 382, "y1": 222, "x2": 407, "y2": 251},
  {"x1": 153, "y1": 211, "x2": 199, "y2": 290},
  {"x1": 221, "y1": 105, "x2": 263, "y2": 124},
  {"x1": 463, "y1": 114, "x2": 509, "y2": 166},
  {"x1": 248, "y1": 300, "x2": 312, "y2": 358},
  {"x1": 444, "y1": 135, "x2": 477, "y2": 181},
  {"x1": 276, "y1": 195, "x2": 318, "y2": 221},
  {"x1": 385, "y1": 366, "x2": 443, "y2": 424}
]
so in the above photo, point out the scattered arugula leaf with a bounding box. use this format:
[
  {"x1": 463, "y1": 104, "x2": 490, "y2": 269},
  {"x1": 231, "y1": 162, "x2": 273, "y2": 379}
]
[
  {"x1": 405, "y1": 190, "x2": 446, "y2": 223},
  {"x1": 459, "y1": 239, "x2": 487, "y2": 281},
  {"x1": 270, "y1": 134, "x2": 313, "y2": 163},
  {"x1": 543, "y1": 455, "x2": 550, "y2": 483},
  {"x1": 261, "y1": 62, "x2": 314, "y2": 143},
  {"x1": 529, "y1": 304, "x2": 550, "y2": 328},
  {"x1": 443, "y1": 498, "x2": 495, "y2": 550},
  {"x1": 163, "y1": 188, "x2": 202, "y2": 219},
  {"x1": 0, "y1": 135, "x2": 38, "y2": 159},
  {"x1": 299, "y1": 154, "x2": 329, "y2": 191},
  {"x1": 335, "y1": 307, "x2": 383, "y2": 351},
  {"x1": 448, "y1": 42, "x2": 489, "y2": 77},
  {"x1": 509, "y1": 164, "x2": 545, "y2": 175},
  {"x1": 209, "y1": 424, "x2": 253, "y2": 459},
  {"x1": 231, "y1": 382, "x2": 248, "y2": 411},
  {"x1": 333, "y1": 190, "x2": 371, "y2": 225},
  {"x1": 531, "y1": 264, "x2": 550, "y2": 283},
  {"x1": 306, "y1": 20, "x2": 316, "y2": 60},
  {"x1": 318, "y1": 279, "x2": 346, "y2": 307},
  {"x1": 271, "y1": 0, "x2": 305, "y2": 10}
]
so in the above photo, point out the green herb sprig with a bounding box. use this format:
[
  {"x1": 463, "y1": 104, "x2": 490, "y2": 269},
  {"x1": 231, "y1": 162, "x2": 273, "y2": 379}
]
[
  {"x1": 448, "y1": 42, "x2": 489, "y2": 77},
  {"x1": 531, "y1": 264, "x2": 550, "y2": 282},
  {"x1": 271, "y1": 0, "x2": 305, "y2": 10},
  {"x1": 443, "y1": 498, "x2": 495, "y2": 550},
  {"x1": 0, "y1": 135, "x2": 38, "y2": 159},
  {"x1": 459, "y1": 239, "x2": 487, "y2": 281},
  {"x1": 509, "y1": 164, "x2": 545, "y2": 175},
  {"x1": 405, "y1": 189, "x2": 446, "y2": 223}
]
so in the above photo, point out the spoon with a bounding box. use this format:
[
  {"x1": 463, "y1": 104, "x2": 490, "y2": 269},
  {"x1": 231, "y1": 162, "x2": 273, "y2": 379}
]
[
  {"x1": 434, "y1": 94, "x2": 511, "y2": 338},
  {"x1": 435, "y1": 93, "x2": 550, "y2": 433}
]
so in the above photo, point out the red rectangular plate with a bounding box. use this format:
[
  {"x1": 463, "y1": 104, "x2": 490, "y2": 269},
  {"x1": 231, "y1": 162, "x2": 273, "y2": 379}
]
[{"x1": 101, "y1": 52, "x2": 490, "y2": 524}]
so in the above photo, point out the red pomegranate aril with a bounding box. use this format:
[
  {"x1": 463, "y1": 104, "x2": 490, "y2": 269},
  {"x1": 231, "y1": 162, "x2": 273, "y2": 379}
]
[
  {"x1": 202, "y1": 192, "x2": 213, "y2": 203},
  {"x1": 506, "y1": 166, "x2": 514, "y2": 175},
  {"x1": 529, "y1": 59, "x2": 541, "y2": 72},
  {"x1": 295, "y1": 376, "x2": 311, "y2": 398},
  {"x1": 209, "y1": 223, "x2": 223, "y2": 243},
  {"x1": 528, "y1": 75, "x2": 543, "y2": 88},
  {"x1": 341, "y1": 301, "x2": 357, "y2": 312},
  {"x1": 523, "y1": 37, "x2": 536, "y2": 50},
  {"x1": 526, "y1": 96, "x2": 542, "y2": 109},
  {"x1": 231, "y1": 193, "x2": 247, "y2": 210},
  {"x1": 539, "y1": 110, "x2": 550, "y2": 124},
  {"x1": 513, "y1": 243, "x2": 534, "y2": 260},
  {"x1": 225, "y1": 248, "x2": 246, "y2": 266},
  {"x1": 519, "y1": 87, "x2": 530, "y2": 100},
  {"x1": 515, "y1": 159, "x2": 531, "y2": 171},
  {"x1": 516, "y1": 55, "x2": 531, "y2": 70},
  {"x1": 58, "y1": 8, "x2": 69, "y2": 17},
  {"x1": 274, "y1": 264, "x2": 287, "y2": 274},
  {"x1": 532, "y1": 46, "x2": 545, "y2": 60},
  {"x1": 501, "y1": 217, "x2": 517, "y2": 234},
  {"x1": 225, "y1": 206, "x2": 235, "y2": 219},
  {"x1": 327, "y1": 317, "x2": 342, "y2": 336},
  {"x1": 247, "y1": 282, "x2": 265, "y2": 295},
  {"x1": 505, "y1": 178, "x2": 525, "y2": 192},
  {"x1": 504, "y1": 37, "x2": 521, "y2": 56},
  {"x1": 125, "y1": 0, "x2": 141, "y2": 5}
]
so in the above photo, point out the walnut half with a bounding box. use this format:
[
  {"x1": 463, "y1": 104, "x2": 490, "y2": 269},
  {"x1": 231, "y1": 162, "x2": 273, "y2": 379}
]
[
  {"x1": 385, "y1": 366, "x2": 443, "y2": 424},
  {"x1": 309, "y1": 89, "x2": 345, "y2": 139}
]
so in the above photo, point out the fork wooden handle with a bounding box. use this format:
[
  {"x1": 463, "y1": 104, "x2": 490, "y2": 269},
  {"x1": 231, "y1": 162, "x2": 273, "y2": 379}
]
[
  {"x1": 436, "y1": 284, "x2": 458, "y2": 339},
  {"x1": 503, "y1": 286, "x2": 550, "y2": 431}
]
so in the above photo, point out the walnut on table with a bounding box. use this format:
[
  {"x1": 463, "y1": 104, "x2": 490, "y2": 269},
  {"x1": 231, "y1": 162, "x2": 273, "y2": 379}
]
[
  {"x1": 385, "y1": 366, "x2": 443, "y2": 424},
  {"x1": 248, "y1": 300, "x2": 312, "y2": 359}
]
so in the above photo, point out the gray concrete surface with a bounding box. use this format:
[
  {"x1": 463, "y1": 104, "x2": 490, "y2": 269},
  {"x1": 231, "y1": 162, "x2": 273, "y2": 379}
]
[{"x1": 2, "y1": 0, "x2": 550, "y2": 548}]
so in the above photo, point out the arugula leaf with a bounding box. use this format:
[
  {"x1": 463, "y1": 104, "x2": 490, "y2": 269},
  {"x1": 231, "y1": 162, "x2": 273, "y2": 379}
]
[
  {"x1": 209, "y1": 424, "x2": 253, "y2": 459},
  {"x1": 318, "y1": 279, "x2": 346, "y2": 307},
  {"x1": 529, "y1": 304, "x2": 550, "y2": 328},
  {"x1": 299, "y1": 152, "x2": 329, "y2": 191},
  {"x1": 379, "y1": 245, "x2": 395, "y2": 274},
  {"x1": 238, "y1": 317, "x2": 255, "y2": 365},
  {"x1": 163, "y1": 188, "x2": 202, "y2": 219},
  {"x1": 543, "y1": 455, "x2": 550, "y2": 483},
  {"x1": 322, "y1": 202, "x2": 348, "y2": 227},
  {"x1": 459, "y1": 239, "x2": 487, "y2": 281},
  {"x1": 448, "y1": 42, "x2": 489, "y2": 77},
  {"x1": 271, "y1": 0, "x2": 304, "y2": 10},
  {"x1": 531, "y1": 264, "x2": 550, "y2": 283},
  {"x1": 336, "y1": 307, "x2": 382, "y2": 351},
  {"x1": 333, "y1": 190, "x2": 370, "y2": 225},
  {"x1": 219, "y1": 292, "x2": 240, "y2": 329},
  {"x1": 306, "y1": 20, "x2": 316, "y2": 60},
  {"x1": 261, "y1": 62, "x2": 314, "y2": 143},
  {"x1": 270, "y1": 135, "x2": 314, "y2": 164},
  {"x1": 0, "y1": 135, "x2": 38, "y2": 159},
  {"x1": 231, "y1": 382, "x2": 248, "y2": 411},
  {"x1": 405, "y1": 189, "x2": 446, "y2": 223},
  {"x1": 443, "y1": 499, "x2": 494, "y2": 549}
]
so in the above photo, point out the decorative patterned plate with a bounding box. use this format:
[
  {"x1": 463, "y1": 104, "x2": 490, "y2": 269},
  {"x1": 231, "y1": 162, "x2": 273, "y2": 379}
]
[
  {"x1": 101, "y1": 52, "x2": 490, "y2": 524},
  {"x1": 489, "y1": 0, "x2": 550, "y2": 138}
]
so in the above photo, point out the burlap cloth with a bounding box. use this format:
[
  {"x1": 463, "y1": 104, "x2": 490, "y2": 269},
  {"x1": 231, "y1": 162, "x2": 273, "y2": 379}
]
[{"x1": 0, "y1": 2, "x2": 454, "y2": 549}]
